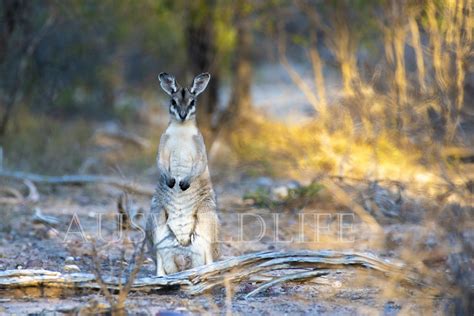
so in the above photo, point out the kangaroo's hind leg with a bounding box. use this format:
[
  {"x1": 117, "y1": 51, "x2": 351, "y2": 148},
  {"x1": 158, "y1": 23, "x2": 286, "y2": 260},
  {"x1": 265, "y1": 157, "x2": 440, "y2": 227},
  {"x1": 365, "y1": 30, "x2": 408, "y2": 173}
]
[{"x1": 193, "y1": 199, "x2": 219, "y2": 265}]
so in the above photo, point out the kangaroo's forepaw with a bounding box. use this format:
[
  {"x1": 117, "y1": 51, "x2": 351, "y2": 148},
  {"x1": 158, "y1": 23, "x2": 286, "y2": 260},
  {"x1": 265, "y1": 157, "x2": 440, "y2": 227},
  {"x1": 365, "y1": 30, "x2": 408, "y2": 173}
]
[
  {"x1": 166, "y1": 177, "x2": 176, "y2": 188},
  {"x1": 179, "y1": 180, "x2": 190, "y2": 191}
]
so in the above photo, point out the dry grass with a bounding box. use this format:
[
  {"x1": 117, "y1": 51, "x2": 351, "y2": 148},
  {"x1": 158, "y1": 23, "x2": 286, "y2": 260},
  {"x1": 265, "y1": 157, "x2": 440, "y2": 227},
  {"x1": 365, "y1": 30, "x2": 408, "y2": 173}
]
[
  {"x1": 231, "y1": 117, "x2": 428, "y2": 182},
  {"x1": 233, "y1": 0, "x2": 472, "y2": 190},
  {"x1": 1, "y1": 109, "x2": 92, "y2": 174},
  {"x1": 1, "y1": 107, "x2": 159, "y2": 176}
]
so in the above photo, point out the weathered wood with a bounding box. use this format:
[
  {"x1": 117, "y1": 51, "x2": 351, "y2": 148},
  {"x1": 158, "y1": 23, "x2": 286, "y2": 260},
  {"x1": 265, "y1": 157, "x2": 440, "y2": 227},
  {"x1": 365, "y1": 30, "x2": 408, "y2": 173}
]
[
  {"x1": 32, "y1": 207, "x2": 60, "y2": 226},
  {"x1": 0, "y1": 179, "x2": 40, "y2": 205},
  {"x1": 0, "y1": 250, "x2": 427, "y2": 298},
  {"x1": 0, "y1": 170, "x2": 155, "y2": 196},
  {"x1": 245, "y1": 270, "x2": 330, "y2": 299},
  {"x1": 93, "y1": 126, "x2": 151, "y2": 149}
]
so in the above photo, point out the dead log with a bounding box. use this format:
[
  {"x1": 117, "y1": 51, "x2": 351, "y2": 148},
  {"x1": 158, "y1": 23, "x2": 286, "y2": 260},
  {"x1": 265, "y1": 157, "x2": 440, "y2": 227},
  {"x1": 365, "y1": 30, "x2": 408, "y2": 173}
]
[
  {"x1": 0, "y1": 250, "x2": 430, "y2": 298},
  {"x1": 0, "y1": 170, "x2": 155, "y2": 196}
]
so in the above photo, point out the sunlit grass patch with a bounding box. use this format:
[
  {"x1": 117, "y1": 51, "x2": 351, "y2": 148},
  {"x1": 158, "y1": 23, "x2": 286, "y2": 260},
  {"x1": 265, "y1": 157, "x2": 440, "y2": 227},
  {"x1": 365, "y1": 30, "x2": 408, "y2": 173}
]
[{"x1": 231, "y1": 117, "x2": 427, "y2": 181}]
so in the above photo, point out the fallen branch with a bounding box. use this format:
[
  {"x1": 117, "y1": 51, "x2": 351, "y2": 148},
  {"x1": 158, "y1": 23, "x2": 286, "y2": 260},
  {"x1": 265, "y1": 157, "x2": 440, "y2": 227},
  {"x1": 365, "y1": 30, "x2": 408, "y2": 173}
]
[
  {"x1": 245, "y1": 269, "x2": 329, "y2": 299},
  {"x1": 0, "y1": 186, "x2": 23, "y2": 204},
  {"x1": 0, "y1": 250, "x2": 429, "y2": 298},
  {"x1": 0, "y1": 180, "x2": 39, "y2": 204},
  {"x1": 0, "y1": 170, "x2": 154, "y2": 196},
  {"x1": 24, "y1": 180, "x2": 40, "y2": 203},
  {"x1": 94, "y1": 126, "x2": 151, "y2": 149},
  {"x1": 32, "y1": 207, "x2": 60, "y2": 226}
]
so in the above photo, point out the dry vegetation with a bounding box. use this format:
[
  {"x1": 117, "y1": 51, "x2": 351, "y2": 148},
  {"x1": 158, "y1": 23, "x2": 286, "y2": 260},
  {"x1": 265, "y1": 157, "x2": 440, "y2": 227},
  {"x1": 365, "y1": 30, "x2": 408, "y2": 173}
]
[{"x1": 0, "y1": 0, "x2": 473, "y2": 314}]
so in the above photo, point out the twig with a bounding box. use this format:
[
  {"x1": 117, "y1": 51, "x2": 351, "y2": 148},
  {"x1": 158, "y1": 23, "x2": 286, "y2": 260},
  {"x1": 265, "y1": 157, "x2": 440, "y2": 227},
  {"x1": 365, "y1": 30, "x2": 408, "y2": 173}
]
[
  {"x1": 94, "y1": 126, "x2": 151, "y2": 149},
  {"x1": 320, "y1": 179, "x2": 384, "y2": 236},
  {"x1": 0, "y1": 179, "x2": 39, "y2": 204},
  {"x1": 245, "y1": 269, "x2": 329, "y2": 299},
  {"x1": 32, "y1": 207, "x2": 60, "y2": 226},
  {"x1": 24, "y1": 180, "x2": 40, "y2": 203},
  {"x1": 0, "y1": 170, "x2": 155, "y2": 196},
  {"x1": 90, "y1": 241, "x2": 115, "y2": 304},
  {"x1": 88, "y1": 233, "x2": 147, "y2": 312},
  {"x1": 117, "y1": 239, "x2": 146, "y2": 307}
]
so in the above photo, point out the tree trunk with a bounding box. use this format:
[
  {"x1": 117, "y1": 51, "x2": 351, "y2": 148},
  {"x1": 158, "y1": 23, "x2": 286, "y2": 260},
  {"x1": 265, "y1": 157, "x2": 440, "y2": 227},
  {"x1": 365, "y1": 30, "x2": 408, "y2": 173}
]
[
  {"x1": 216, "y1": 0, "x2": 253, "y2": 137},
  {"x1": 185, "y1": 0, "x2": 219, "y2": 142},
  {"x1": 0, "y1": 0, "x2": 25, "y2": 63},
  {"x1": 218, "y1": 0, "x2": 253, "y2": 130},
  {"x1": 0, "y1": 0, "x2": 28, "y2": 136}
]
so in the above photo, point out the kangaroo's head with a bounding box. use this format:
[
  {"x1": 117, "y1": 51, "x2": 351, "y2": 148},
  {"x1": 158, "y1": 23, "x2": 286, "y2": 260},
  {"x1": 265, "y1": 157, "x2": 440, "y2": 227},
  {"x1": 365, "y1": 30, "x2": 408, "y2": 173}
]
[{"x1": 158, "y1": 72, "x2": 211, "y2": 123}]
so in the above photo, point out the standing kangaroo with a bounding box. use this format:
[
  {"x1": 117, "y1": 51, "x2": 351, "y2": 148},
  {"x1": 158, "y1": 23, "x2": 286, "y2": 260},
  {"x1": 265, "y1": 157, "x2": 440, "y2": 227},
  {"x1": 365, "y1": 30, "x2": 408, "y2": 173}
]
[{"x1": 146, "y1": 72, "x2": 219, "y2": 276}]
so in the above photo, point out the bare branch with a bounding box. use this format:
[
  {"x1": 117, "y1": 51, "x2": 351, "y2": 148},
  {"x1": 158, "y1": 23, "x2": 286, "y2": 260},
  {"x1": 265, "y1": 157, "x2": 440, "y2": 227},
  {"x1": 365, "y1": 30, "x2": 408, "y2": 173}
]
[
  {"x1": 0, "y1": 170, "x2": 155, "y2": 196},
  {"x1": 32, "y1": 207, "x2": 60, "y2": 226},
  {"x1": 245, "y1": 269, "x2": 329, "y2": 299}
]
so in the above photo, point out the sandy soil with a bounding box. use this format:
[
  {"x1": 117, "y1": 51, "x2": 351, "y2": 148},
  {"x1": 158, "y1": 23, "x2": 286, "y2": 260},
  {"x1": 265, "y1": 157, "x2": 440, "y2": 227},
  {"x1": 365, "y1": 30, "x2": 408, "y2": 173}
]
[{"x1": 0, "y1": 175, "x2": 470, "y2": 315}]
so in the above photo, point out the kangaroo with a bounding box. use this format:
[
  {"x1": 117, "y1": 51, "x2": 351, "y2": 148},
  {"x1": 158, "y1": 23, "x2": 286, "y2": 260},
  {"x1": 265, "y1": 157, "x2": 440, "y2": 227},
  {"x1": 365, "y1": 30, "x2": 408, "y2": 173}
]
[{"x1": 146, "y1": 72, "x2": 219, "y2": 276}]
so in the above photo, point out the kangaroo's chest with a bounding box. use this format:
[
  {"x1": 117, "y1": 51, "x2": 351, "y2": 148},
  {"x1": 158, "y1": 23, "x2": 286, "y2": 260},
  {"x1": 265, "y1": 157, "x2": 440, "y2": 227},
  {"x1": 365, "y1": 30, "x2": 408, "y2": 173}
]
[{"x1": 164, "y1": 124, "x2": 199, "y2": 179}]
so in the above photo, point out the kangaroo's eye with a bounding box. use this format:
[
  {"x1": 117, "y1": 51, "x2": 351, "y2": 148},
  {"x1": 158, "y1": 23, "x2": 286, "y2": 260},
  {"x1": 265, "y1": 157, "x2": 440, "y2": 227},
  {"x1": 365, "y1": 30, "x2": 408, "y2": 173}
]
[{"x1": 171, "y1": 99, "x2": 177, "y2": 106}]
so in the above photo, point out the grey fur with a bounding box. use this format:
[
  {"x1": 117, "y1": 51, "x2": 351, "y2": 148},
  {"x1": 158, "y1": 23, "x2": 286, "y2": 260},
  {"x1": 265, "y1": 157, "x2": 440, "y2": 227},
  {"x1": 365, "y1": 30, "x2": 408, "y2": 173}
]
[{"x1": 146, "y1": 73, "x2": 219, "y2": 276}]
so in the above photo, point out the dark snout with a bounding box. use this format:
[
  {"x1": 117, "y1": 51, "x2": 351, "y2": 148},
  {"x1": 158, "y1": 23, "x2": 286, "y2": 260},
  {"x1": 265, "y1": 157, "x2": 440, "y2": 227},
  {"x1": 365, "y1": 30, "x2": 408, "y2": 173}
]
[{"x1": 179, "y1": 110, "x2": 187, "y2": 121}]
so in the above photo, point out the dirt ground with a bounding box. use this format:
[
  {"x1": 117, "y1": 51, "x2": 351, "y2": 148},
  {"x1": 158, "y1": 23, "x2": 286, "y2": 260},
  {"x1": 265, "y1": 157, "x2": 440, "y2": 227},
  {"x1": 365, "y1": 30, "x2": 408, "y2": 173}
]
[{"x1": 0, "y1": 172, "x2": 471, "y2": 315}]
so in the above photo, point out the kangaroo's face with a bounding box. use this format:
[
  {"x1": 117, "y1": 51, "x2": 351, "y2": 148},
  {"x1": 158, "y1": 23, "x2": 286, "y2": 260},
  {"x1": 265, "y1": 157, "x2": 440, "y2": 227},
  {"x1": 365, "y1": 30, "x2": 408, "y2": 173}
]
[{"x1": 158, "y1": 72, "x2": 211, "y2": 123}]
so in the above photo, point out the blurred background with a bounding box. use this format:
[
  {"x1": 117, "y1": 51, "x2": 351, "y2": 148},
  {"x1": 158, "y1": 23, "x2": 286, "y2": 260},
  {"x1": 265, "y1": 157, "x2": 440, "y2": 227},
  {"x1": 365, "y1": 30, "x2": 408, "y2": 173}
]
[
  {"x1": 0, "y1": 0, "x2": 473, "y2": 313},
  {"x1": 0, "y1": 0, "x2": 473, "y2": 181}
]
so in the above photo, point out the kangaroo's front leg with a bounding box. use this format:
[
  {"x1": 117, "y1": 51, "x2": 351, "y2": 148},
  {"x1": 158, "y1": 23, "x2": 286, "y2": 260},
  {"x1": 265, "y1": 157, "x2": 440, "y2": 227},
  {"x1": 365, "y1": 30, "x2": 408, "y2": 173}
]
[
  {"x1": 157, "y1": 134, "x2": 175, "y2": 188},
  {"x1": 179, "y1": 134, "x2": 208, "y2": 191},
  {"x1": 156, "y1": 253, "x2": 166, "y2": 276}
]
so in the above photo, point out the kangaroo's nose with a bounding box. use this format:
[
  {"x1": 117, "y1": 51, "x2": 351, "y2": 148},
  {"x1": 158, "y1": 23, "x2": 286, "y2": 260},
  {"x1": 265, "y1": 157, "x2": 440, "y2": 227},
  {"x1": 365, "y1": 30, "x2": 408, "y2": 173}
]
[{"x1": 179, "y1": 111, "x2": 186, "y2": 120}]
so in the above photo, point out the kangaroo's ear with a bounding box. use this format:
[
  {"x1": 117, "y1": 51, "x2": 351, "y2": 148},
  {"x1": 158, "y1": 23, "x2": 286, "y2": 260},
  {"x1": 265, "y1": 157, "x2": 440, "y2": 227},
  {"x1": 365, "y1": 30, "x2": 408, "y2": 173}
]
[
  {"x1": 158, "y1": 72, "x2": 178, "y2": 96},
  {"x1": 190, "y1": 73, "x2": 211, "y2": 96}
]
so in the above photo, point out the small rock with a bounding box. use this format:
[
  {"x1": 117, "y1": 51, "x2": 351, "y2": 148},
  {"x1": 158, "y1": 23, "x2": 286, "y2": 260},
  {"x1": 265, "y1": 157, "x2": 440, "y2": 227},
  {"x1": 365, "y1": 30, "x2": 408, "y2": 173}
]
[
  {"x1": 271, "y1": 185, "x2": 289, "y2": 200},
  {"x1": 64, "y1": 264, "x2": 81, "y2": 273},
  {"x1": 65, "y1": 256, "x2": 75, "y2": 264},
  {"x1": 47, "y1": 228, "x2": 59, "y2": 239}
]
